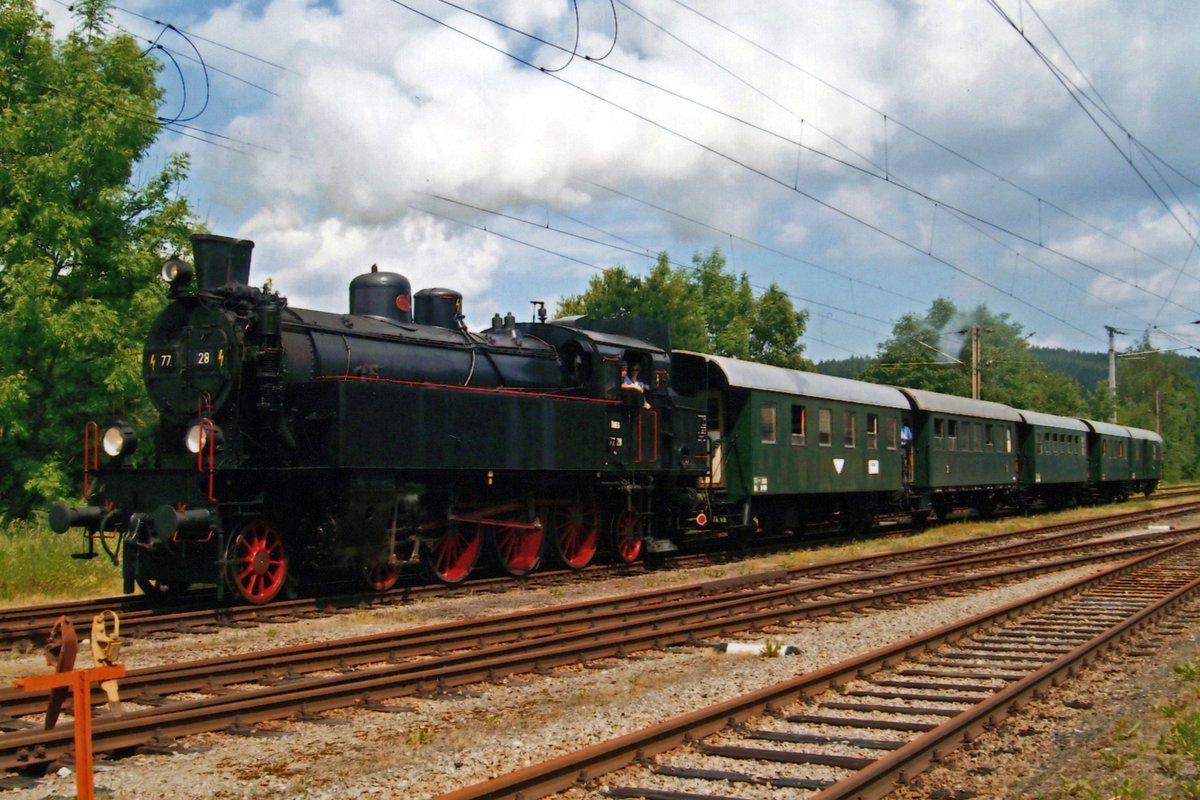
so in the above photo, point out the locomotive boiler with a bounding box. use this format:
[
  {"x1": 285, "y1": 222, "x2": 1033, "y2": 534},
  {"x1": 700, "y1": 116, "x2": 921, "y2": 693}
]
[{"x1": 51, "y1": 234, "x2": 708, "y2": 603}]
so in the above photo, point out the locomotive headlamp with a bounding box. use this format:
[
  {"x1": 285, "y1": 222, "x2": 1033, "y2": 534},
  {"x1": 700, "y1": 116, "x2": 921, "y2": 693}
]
[
  {"x1": 102, "y1": 423, "x2": 138, "y2": 459},
  {"x1": 161, "y1": 256, "x2": 193, "y2": 285},
  {"x1": 185, "y1": 422, "x2": 223, "y2": 454}
]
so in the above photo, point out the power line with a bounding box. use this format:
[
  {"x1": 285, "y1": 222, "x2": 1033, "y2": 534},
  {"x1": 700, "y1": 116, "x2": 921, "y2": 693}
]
[
  {"x1": 984, "y1": 0, "x2": 1199, "y2": 250},
  {"x1": 108, "y1": 3, "x2": 298, "y2": 74},
  {"x1": 386, "y1": 0, "x2": 1115, "y2": 345},
  {"x1": 659, "y1": 0, "x2": 1200, "y2": 293},
  {"x1": 425, "y1": 192, "x2": 896, "y2": 341}
]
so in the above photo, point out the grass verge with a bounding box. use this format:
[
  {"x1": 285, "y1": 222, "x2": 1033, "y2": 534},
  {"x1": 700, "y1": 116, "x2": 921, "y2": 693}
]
[{"x1": 0, "y1": 517, "x2": 124, "y2": 606}]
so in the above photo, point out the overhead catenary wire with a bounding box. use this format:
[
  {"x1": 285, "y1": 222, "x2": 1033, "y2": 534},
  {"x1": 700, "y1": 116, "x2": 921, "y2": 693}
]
[
  {"x1": 391, "y1": 0, "x2": 1190, "y2": 342},
  {"x1": 983, "y1": 0, "x2": 1200, "y2": 250},
  {"x1": 611, "y1": 0, "x2": 1199, "y2": 323},
  {"x1": 424, "y1": 192, "x2": 896, "y2": 340},
  {"x1": 38, "y1": 1, "x2": 1190, "y2": 357},
  {"x1": 665, "y1": 0, "x2": 1198, "y2": 280}
]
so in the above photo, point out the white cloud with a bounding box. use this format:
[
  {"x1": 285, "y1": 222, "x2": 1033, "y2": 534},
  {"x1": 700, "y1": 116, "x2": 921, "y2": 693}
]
[{"x1": 44, "y1": 0, "x2": 1200, "y2": 360}]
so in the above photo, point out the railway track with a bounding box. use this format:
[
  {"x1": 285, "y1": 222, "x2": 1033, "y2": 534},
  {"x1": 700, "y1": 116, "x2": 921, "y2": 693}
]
[
  {"x1": 2, "y1": 499, "x2": 1195, "y2": 652},
  {"x1": 430, "y1": 538, "x2": 1200, "y2": 800},
  {"x1": 0, "y1": 513, "x2": 1193, "y2": 782}
]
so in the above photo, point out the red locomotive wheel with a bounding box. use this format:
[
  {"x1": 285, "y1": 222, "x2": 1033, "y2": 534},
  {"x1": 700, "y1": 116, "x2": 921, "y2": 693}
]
[
  {"x1": 360, "y1": 553, "x2": 400, "y2": 593},
  {"x1": 612, "y1": 509, "x2": 643, "y2": 564},
  {"x1": 422, "y1": 523, "x2": 482, "y2": 584},
  {"x1": 491, "y1": 522, "x2": 543, "y2": 578},
  {"x1": 550, "y1": 494, "x2": 599, "y2": 570},
  {"x1": 224, "y1": 521, "x2": 289, "y2": 605}
]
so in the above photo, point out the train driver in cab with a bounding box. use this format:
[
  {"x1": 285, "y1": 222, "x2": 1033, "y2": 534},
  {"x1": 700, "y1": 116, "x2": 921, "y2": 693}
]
[{"x1": 620, "y1": 363, "x2": 651, "y2": 409}]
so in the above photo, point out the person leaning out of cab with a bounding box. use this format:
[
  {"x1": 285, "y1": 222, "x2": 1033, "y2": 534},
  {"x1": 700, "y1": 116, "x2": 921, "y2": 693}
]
[{"x1": 619, "y1": 363, "x2": 651, "y2": 409}]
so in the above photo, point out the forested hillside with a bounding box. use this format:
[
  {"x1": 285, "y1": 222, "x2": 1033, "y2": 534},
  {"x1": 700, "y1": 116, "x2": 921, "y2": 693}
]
[{"x1": 818, "y1": 348, "x2": 1200, "y2": 395}]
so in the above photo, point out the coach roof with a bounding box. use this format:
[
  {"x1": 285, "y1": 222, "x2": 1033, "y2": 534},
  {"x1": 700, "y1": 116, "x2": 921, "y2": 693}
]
[
  {"x1": 899, "y1": 387, "x2": 1023, "y2": 422},
  {"x1": 675, "y1": 351, "x2": 910, "y2": 409},
  {"x1": 1018, "y1": 410, "x2": 1089, "y2": 431},
  {"x1": 1085, "y1": 419, "x2": 1131, "y2": 437},
  {"x1": 1125, "y1": 426, "x2": 1164, "y2": 444}
]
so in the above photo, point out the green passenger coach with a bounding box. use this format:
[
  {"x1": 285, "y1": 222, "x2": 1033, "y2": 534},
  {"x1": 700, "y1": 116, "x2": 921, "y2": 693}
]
[
  {"x1": 1016, "y1": 410, "x2": 1090, "y2": 508},
  {"x1": 1127, "y1": 426, "x2": 1163, "y2": 492},
  {"x1": 671, "y1": 351, "x2": 909, "y2": 533},
  {"x1": 899, "y1": 388, "x2": 1020, "y2": 520}
]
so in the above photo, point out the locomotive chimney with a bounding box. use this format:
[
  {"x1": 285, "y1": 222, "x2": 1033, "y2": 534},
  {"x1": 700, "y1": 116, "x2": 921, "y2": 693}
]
[{"x1": 191, "y1": 234, "x2": 254, "y2": 290}]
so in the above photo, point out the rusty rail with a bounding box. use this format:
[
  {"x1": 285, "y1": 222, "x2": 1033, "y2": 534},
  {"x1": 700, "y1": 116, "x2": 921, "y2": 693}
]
[{"x1": 429, "y1": 538, "x2": 1200, "y2": 800}]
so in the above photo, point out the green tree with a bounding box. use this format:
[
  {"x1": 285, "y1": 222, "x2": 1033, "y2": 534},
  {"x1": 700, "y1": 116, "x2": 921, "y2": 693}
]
[
  {"x1": 861, "y1": 298, "x2": 1085, "y2": 414},
  {"x1": 1085, "y1": 380, "x2": 1118, "y2": 423},
  {"x1": 859, "y1": 297, "x2": 966, "y2": 395},
  {"x1": 556, "y1": 248, "x2": 810, "y2": 369},
  {"x1": 0, "y1": 0, "x2": 194, "y2": 519},
  {"x1": 1114, "y1": 335, "x2": 1200, "y2": 482}
]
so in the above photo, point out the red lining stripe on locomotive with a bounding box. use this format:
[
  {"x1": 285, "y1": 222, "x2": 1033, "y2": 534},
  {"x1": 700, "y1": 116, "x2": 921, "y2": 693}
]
[
  {"x1": 634, "y1": 410, "x2": 660, "y2": 464},
  {"x1": 316, "y1": 374, "x2": 625, "y2": 405}
]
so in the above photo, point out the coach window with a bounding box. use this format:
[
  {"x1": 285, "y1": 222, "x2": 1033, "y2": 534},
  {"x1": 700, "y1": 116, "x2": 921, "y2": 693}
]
[
  {"x1": 1036, "y1": 432, "x2": 1043, "y2": 455},
  {"x1": 791, "y1": 405, "x2": 806, "y2": 446},
  {"x1": 973, "y1": 423, "x2": 982, "y2": 451},
  {"x1": 985, "y1": 424, "x2": 995, "y2": 449},
  {"x1": 1005, "y1": 427, "x2": 1012, "y2": 452},
  {"x1": 933, "y1": 418, "x2": 944, "y2": 449},
  {"x1": 1118, "y1": 441, "x2": 1126, "y2": 458},
  {"x1": 866, "y1": 413, "x2": 879, "y2": 449},
  {"x1": 886, "y1": 417, "x2": 898, "y2": 449},
  {"x1": 947, "y1": 420, "x2": 958, "y2": 451},
  {"x1": 760, "y1": 403, "x2": 777, "y2": 445},
  {"x1": 1102, "y1": 440, "x2": 1109, "y2": 457},
  {"x1": 843, "y1": 410, "x2": 856, "y2": 448},
  {"x1": 818, "y1": 408, "x2": 832, "y2": 447}
]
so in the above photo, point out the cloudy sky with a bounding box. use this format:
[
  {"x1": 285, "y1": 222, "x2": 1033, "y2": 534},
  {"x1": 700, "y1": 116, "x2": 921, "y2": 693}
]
[{"x1": 38, "y1": 0, "x2": 1200, "y2": 363}]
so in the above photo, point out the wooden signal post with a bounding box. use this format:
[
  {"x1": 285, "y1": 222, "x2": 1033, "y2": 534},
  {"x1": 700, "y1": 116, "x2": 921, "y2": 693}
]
[{"x1": 13, "y1": 614, "x2": 124, "y2": 800}]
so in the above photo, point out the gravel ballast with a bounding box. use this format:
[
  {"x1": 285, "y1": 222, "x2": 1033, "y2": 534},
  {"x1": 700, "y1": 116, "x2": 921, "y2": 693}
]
[{"x1": 1, "y1": 535, "x2": 1193, "y2": 799}]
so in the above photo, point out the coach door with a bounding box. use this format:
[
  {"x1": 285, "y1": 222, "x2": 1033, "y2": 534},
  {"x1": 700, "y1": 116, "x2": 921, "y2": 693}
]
[{"x1": 700, "y1": 392, "x2": 726, "y2": 488}]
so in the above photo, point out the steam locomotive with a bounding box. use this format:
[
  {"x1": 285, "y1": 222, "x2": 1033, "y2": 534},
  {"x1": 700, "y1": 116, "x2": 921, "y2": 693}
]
[
  {"x1": 51, "y1": 235, "x2": 708, "y2": 603},
  {"x1": 51, "y1": 234, "x2": 1163, "y2": 605}
]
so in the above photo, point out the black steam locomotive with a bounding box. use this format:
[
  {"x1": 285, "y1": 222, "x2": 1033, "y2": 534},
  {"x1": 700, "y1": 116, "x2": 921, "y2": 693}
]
[{"x1": 52, "y1": 235, "x2": 708, "y2": 603}]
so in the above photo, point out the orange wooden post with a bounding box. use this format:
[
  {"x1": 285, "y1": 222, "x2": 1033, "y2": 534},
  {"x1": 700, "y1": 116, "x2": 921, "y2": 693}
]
[{"x1": 14, "y1": 664, "x2": 125, "y2": 800}]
